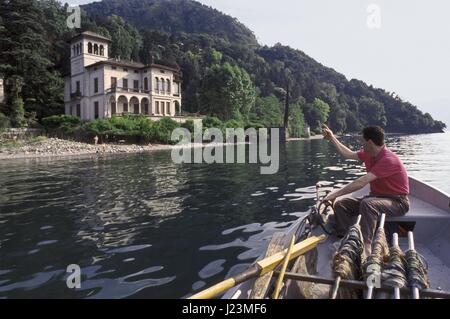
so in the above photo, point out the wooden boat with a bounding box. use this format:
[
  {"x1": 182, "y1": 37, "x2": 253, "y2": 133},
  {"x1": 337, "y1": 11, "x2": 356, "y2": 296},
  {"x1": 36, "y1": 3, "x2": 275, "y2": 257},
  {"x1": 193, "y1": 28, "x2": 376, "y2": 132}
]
[{"x1": 216, "y1": 176, "x2": 450, "y2": 299}]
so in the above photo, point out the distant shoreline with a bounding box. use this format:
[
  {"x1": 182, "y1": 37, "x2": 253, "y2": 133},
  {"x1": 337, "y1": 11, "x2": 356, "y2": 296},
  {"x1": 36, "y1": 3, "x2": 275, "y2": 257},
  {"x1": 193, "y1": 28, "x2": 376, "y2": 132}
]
[
  {"x1": 0, "y1": 134, "x2": 330, "y2": 161},
  {"x1": 0, "y1": 138, "x2": 242, "y2": 161},
  {"x1": 287, "y1": 135, "x2": 324, "y2": 141}
]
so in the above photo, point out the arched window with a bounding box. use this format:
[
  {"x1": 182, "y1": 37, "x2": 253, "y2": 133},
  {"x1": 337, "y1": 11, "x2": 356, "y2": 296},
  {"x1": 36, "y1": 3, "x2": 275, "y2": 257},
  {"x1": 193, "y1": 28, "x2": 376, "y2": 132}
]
[
  {"x1": 161, "y1": 78, "x2": 165, "y2": 93},
  {"x1": 166, "y1": 79, "x2": 171, "y2": 94},
  {"x1": 94, "y1": 43, "x2": 99, "y2": 55},
  {"x1": 88, "y1": 42, "x2": 93, "y2": 54},
  {"x1": 99, "y1": 45, "x2": 104, "y2": 56},
  {"x1": 155, "y1": 77, "x2": 159, "y2": 92}
]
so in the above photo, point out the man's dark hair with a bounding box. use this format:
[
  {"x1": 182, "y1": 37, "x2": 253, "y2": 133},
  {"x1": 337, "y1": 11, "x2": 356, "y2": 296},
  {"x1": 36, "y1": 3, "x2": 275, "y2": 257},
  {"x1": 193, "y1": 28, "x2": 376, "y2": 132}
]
[{"x1": 362, "y1": 126, "x2": 385, "y2": 146}]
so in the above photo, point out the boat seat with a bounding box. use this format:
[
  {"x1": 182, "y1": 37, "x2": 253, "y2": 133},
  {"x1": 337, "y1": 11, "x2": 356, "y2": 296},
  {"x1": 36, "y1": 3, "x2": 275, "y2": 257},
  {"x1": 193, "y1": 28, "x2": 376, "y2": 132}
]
[{"x1": 386, "y1": 196, "x2": 450, "y2": 222}]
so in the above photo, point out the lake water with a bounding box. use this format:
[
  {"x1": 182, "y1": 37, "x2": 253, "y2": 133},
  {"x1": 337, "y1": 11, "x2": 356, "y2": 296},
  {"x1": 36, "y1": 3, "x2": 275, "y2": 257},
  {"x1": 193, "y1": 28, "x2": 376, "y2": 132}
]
[{"x1": 0, "y1": 132, "x2": 449, "y2": 298}]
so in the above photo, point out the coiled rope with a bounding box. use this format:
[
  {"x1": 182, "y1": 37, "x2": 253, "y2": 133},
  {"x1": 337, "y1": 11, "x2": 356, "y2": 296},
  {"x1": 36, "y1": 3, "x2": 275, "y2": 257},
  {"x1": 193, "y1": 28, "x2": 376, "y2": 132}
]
[
  {"x1": 363, "y1": 214, "x2": 389, "y2": 298},
  {"x1": 406, "y1": 249, "x2": 430, "y2": 291},
  {"x1": 331, "y1": 216, "x2": 366, "y2": 299},
  {"x1": 382, "y1": 233, "x2": 407, "y2": 298}
]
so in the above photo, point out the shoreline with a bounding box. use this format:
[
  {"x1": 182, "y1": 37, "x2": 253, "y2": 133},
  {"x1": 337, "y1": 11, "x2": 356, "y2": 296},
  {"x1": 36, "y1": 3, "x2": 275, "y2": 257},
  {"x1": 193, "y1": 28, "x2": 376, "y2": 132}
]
[
  {"x1": 0, "y1": 135, "x2": 324, "y2": 161},
  {"x1": 287, "y1": 135, "x2": 324, "y2": 141},
  {"x1": 0, "y1": 138, "x2": 247, "y2": 160}
]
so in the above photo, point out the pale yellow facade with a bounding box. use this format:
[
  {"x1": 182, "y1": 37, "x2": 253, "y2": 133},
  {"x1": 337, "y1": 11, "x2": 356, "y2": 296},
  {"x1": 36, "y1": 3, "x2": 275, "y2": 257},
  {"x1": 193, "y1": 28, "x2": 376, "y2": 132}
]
[{"x1": 64, "y1": 31, "x2": 182, "y2": 121}]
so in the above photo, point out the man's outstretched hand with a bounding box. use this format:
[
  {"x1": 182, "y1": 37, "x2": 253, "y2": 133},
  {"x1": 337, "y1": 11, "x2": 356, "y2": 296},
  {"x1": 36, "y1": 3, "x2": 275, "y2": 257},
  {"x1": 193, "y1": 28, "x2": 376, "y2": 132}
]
[{"x1": 322, "y1": 124, "x2": 334, "y2": 140}]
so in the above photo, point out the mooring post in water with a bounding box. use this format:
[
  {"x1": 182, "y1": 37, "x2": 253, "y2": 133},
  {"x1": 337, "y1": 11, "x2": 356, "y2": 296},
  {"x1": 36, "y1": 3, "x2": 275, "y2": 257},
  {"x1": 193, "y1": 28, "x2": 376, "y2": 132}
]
[
  {"x1": 408, "y1": 231, "x2": 420, "y2": 299},
  {"x1": 366, "y1": 213, "x2": 386, "y2": 300},
  {"x1": 392, "y1": 233, "x2": 401, "y2": 299},
  {"x1": 331, "y1": 214, "x2": 362, "y2": 299}
]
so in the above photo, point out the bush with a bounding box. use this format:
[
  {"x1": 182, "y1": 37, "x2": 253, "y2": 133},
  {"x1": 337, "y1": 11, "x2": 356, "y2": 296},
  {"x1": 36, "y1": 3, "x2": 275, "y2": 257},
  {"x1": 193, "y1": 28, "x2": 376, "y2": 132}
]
[
  {"x1": 42, "y1": 115, "x2": 81, "y2": 135},
  {"x1": 181, "y1": 119, "x2": 195, "y2": 133},
  {"x1": 224, "y1": 119, "x2": 245, "y2": 129},
  {"x1": 84, "y1": 119, "x2": 115, "y2": 136},
  {"x1": 202, "y1": 116, "x2": 224, "y2": 130},
  {"x1": 82, "y1": 115, "x2": 155, "y2": 143},
  {"x1": 0, "y1": 113, "x2": 10, "y2": 131},
  {"x1": 151, "y1": 117, "x2": 180, "y2": 144}
]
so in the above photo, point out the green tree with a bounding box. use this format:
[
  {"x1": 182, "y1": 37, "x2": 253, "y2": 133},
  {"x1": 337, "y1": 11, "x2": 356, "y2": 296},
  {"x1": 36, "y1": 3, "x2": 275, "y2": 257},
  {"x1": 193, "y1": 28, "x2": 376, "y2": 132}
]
[
  {"x1": 312, "y1": 98, "x2": 330, "y2": 124},
  {"x1": 248, "y1": 95, "x2": 283, "y2": 128},
  {"x1": 7, "y1": 76, "x2": 26, "y2": 127},
  {"x1": 199, "y1": 62, "x2": 256, "y2": 121},
  {"x1": 0, "y1": 0, "x2": 65, "y2": 118},
  {"x1": 358, "y1": 97, "x2": 387, "y2": 127},
  {"x1": 288, "y1": 102, "x2": 307, "y2": 138},
  {"x1": 102, "y1": 15, "x2": 143, "y2": 61},
  {"x1": 303, "y1": 98, "x2": 330, "y2": 130}
]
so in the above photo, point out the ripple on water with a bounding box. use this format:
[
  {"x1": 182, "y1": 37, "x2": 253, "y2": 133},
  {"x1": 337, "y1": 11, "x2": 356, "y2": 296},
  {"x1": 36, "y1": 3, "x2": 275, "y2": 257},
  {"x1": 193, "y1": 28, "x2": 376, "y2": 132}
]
[
  {"x1": 198, "y1": 259, "x2": 226, "y2": 279},
  {"x1": 250, "y1": 192, "x2": 266, "y2": 197},
  {"x1": 106, "y1": 244, "x2": 152, "y2": 254},
  {"x1": 36, "y1": 240, "x2": 58, "y2": 246},
  {"x1": 192, "y1": 281, "x2": 206, "y2": 291},
  {"x1": 2, "y1": 134, "x2": 448, "y2": 298}
]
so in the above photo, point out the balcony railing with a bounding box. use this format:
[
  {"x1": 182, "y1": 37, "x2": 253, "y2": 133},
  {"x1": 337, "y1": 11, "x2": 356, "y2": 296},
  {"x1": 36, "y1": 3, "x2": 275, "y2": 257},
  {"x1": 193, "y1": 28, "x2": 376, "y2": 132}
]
[
  {"x1": 103, "y1": 87, "x2": 179, "y2": 96},
  {"x1": 106, "y1": 87, "x2": 151, "y2": 94},
  {"x1": 70, "y1": 91, "x2": 82, "y2": 99}
]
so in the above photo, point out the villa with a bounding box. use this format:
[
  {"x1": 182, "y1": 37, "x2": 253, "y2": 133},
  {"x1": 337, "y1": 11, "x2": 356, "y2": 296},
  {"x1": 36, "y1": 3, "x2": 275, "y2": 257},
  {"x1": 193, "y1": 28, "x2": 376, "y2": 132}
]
[{"x1": 64, "y1": 31, "x2": 182, "y2": 121}]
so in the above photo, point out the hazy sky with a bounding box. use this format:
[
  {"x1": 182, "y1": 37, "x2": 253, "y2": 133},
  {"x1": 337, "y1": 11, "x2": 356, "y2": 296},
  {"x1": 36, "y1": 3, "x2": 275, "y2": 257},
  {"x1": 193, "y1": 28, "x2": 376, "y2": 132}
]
[{"x1": 67, "y1": 0, "x2": 450, "y2": 125}]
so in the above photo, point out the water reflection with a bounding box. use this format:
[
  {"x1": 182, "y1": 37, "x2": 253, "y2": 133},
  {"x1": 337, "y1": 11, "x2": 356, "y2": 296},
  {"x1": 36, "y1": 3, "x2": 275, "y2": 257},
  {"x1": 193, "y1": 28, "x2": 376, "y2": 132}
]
[{"x1": 0, "y1": 132, "x2": 448, "y2": 298}]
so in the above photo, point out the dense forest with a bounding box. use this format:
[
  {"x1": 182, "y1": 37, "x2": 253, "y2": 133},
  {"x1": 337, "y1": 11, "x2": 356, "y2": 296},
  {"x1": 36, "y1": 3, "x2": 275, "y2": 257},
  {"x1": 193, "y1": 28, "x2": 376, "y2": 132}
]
[{"x1": 0, "y1": 0, "x2": 446, "y2": 136}]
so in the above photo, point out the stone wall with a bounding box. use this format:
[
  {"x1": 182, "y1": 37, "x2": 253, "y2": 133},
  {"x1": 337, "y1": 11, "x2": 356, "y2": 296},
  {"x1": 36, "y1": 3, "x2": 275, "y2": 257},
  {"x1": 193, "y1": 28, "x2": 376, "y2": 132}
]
[{"x1": 0, "y1": 128, "x2": 44, "y2": 140}]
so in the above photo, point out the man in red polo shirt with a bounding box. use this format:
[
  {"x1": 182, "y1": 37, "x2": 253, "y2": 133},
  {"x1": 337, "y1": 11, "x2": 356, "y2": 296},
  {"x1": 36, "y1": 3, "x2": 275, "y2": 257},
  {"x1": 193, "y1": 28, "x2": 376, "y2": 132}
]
[{"x1": 322, "y1": 125, "x2": 409, "y2": 255}]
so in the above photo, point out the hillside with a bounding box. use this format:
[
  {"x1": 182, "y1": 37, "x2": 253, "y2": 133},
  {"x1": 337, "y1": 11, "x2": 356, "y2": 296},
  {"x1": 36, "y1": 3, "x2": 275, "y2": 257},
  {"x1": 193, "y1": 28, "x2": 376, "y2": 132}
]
[
  {"x1": 82, "y1": 0, "x2": 258, "y2": 47},
  {"x1": 0, "y1": 0, "x2": 445, "y2": 134},
  {"x1": 81, "y1": 0, "x2": 445, "y2": 134}
]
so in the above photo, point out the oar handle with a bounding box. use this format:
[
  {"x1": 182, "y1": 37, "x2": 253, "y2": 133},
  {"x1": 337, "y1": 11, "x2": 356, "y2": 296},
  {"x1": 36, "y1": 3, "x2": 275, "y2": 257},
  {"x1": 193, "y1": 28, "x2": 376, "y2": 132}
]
[
  {"x1": 408, "y1": 231, "x2": 415, "y2": 251},
  {"x1": 356, "y1": 214, "x2": 362, "y2": 226},
  {"x1": 392, "y1": 233, "x2": 401, "y2": 299},
  {"x1": 379, "y1": 213, "x2": 386, "y2": 229},
  {"x1": 330, "y1": 276, "x2": 341, "y2": 299},
  {"x1": 393, "y1": 233, "x2": 399, "y2": 246},
  {"x1": 366, "y1": 287, "x2": 374, "y2": 299}
]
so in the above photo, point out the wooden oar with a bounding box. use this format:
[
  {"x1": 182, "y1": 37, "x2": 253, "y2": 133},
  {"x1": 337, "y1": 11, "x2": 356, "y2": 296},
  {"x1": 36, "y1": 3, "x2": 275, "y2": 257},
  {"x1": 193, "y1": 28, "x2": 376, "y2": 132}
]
[
  {"x1": 408, "y1": 231, "x2": 420, "y2": 299},
  {"x1": 188, "y1": 234, "x2": 326, "y2": 299},
  {"x1": 272, "y1": 235, "x2": 296, "y2": 299},
  {"x1": 330, "y1": 214, "x2": 362, "y2": 299},
  {"x1": 366, "y1": 213, "x2": 386, "y2": 299}
]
